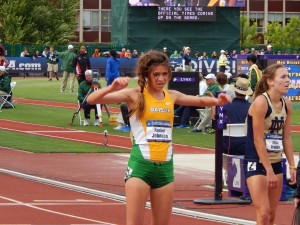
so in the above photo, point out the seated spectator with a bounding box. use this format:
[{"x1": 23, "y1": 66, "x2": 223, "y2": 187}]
[
  {"x1": 92, "y1": 48, "x2": 101, "y2": 58},
  {"x1": 223, "y1": 77, "x2": 252, "y2": 155},
  {"x1": 20, "y1": 48, "x2": 35, "y2": 60},
  {"x1": 125, "y1": 49, "x2": 132, "y2": 58},
  {"x1": 175, "y1": 75, "x2": 207, "y2": 128},
  {"x1": 170, "y1": 50, "x2": 181, "y2": 59},
  {"x1": 33, "y1": 50, "x2": 43, "y2": 58},
  {"x1": 0, "y1": 66, "x2": 12, "y2": 102},
  {"x1": 191, "y1": 73, "x2": 220, "y2": 133},
  {"x1": 131, "y1": 49, "x2": 139, "y2": 58},
  {"x1": 78, "y1": 70, "x2": 100, "y2": 126}
]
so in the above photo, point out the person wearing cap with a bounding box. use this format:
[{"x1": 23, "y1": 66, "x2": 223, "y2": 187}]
[
  {"x1": 191, "y1": 73, "x2": 220, "y2": 132},
  {"x1": 223, "y1": 76, "x2": 252, "y2": 155},
  {"x1": 163, "y1": 47, "x2": 170, "y2": 58},
  {"x1": 57, "y1": 45, "x2": 77, "y2": 92},
  {"x1": 247, "y1": 54, "x2": 262, "y2": 98},
  {"x1": 0, "y1": 66, "x2": 12, "y2": 102},
  {"x1": 183, "y1": 47, "x2": 192, "y2": 72},
  {"x1": 218, "y1": 50, "x2": 227, "y2": 73},
  {"x1": 264, "y1": 44, "x2": 273, "y2": 55},
  {"x1": 78, "y1": 70, "x2": 100, "y2": 126}
]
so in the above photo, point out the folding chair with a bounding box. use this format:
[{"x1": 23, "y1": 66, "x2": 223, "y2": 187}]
[
  {"x1": 0, "y1": 81, "x2": 16, "y2": 110},
  {"x1": 193, "y1": 108, "x2": 205, "y2": 128}
]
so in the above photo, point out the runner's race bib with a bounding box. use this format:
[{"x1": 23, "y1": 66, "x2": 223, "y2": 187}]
[
  {"x1": 146, "y1": 120, "x2": 172, "y2": 142},
  {"x1": 265, "y1": 133, "x2": 283, "y2": 153}
]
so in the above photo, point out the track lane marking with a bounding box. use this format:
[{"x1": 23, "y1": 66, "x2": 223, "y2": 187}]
[{"x1": 0, "y1": 195, "x2": 117, "y2": 225}]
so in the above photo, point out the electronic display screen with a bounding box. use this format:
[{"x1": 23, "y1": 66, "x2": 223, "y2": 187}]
[
  {"x1": 158, "y1": 6, "x2": 216, "y2": 21},
  {"x1": 128, "y1": 0, "x2": 245, "y2": 7}
]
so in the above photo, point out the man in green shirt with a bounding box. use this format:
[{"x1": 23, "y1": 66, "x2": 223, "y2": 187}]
[{"x1": 191, "y1": 73, "x2": 220, "y2": 133}]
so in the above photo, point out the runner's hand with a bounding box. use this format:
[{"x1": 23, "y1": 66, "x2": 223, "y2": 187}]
[
  {"x1": 216, "y1": 93, "x2": 232, "y2": 106},
  {"x1": 267, "y1": 170, "x2": 278, "y2": 189},
  {"x1": 111, "y1": 77, "x2": 130, "y2": 91}
]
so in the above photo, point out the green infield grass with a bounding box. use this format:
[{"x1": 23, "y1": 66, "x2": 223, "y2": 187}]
[{"x1": 0, "y1": 77, "x2": 299, "y2": 153}]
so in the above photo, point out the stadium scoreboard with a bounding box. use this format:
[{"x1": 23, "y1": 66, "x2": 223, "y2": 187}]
[{"x1": 158, "y1": 7, "x2": 216, "y2": 21}]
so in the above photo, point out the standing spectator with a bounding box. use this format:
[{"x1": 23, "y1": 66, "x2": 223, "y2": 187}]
[
  {"x1": 183, "y1": 47, "x2": 192, "y2": 72},
  {"x1": 46, "y1": 46, "x2": 59, "y2": 81},
  {"x1": 74, "y1": 46, "x2": 91, "y2": 85},
  {"x1": 244, "y1": 63, "x2": 296, "y2": 225},
  {"x1": 92, "y1": 48, "x2": 101, "y2": 58},
  {"x1": 58, "y1": 45, "x2": 77, "y2": 93},
  {"x1": 219, "y1": 50, "x2": 227, "y2": 73},
  {"x1": 264, "y1": 45, "x2": 273, "y2": 55},
  {"x1": 247, "y1": 54, "x2": 262, "y2": 95},
  {"x1": 78, "y1": 70, "x2": 100, "y2": 126},
  {"x1": 132, "y1": 49, "x2": 139, "y2": 58},
  {"x1": 106, "y1": 50, "x2": 120, "y2": 86},
  {"x1": 86, "y1": 50, "x2": 231, "y2": 225},
  {"x1": 42, "y1": 48, "x2": 49, "y2": 57},
  {"x1": 199, "y1": 51, "x2": 208, "y2": 60},
  {"x1": 120, "y1": 48, "x2": 126, "y2": 58},
  {"x1": 163, "y1": 47, "x2": 170, "y2": 57}
]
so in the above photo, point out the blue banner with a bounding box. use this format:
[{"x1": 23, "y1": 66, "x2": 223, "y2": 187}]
[{"x1": 237, "y1": 54, "x2": 300, "y2": 101}]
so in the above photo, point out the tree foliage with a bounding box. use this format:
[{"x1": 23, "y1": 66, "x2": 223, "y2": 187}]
[
  {"x1": 240, "y1": 15, "x2": 260, "y2": 49},
  {"x1": 264, "y1": 16, "x2": 300, "y2": 49},
  {"x1": 0, "y1": 0, "x2": 79, "y2": 45}
]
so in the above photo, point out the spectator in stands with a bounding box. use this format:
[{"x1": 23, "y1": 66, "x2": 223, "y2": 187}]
[
  {"x1": 74, "y1": 46, "x2": 91, "y2": 85},
  {"x1": 163, "y1": 47, "x2": 170, "y2": 58},
  {"x1": 219, "y1": 50, "x2": 227, "y2": 73},
  {"x1": 42, "y1": 48, "x2": 49, "y2": 57},
  {"x1": 230, "y1": 49, "x2": 237, "y2": 59},
  {"x1": 225, "y1": 50, "x2": 230, "y2": 59},
  {"x1": 194, "y1": 51, "x2": 200, "y2": 58},
  {"x1": 211, "y1": 51, "x2": 218, "y2": 59},
  {"x1": 0, "y1": 66, "x2": 11, "y2": 96},
  {"x1": 191, "y1": 73, "x2": 220, "y2": 133},
  {"x1": 198, "y1": 51, "x2": 208, "y2": 60},
  {"x1": 183, "y1": 47, "x2": 192, "y2": 72},
  {"x1": 106, "y1": 50, "x2": 120, "y2": 86},
  {"x1": 264, "y1": 45, "x2": 273, "y2": 55},
  {"x1": 46, "y1": 46, "x2": 59, "y2": 81},
  {"x1": 260, "y1": 48, "x2": 265, "y2": 55},
  {"x1": 247, "y1": 54, "x2": 262, "y2": 99},
  {"x1": 120, "y1": 48, "x2": 126, "y2": 58},
  {"x1": 132, "y1": 49, "x2": 140, "y2": 58},
  {"x1": 33, "y1": 50, "x2": 43, "y2": 58},
  {"x1": 20, "y1": 48, "x2": 35, "y2": 60},
  {"x1": 78, "y1": 70, "x2": 100, "y2": 126},
  {"x1": 58, "y1": 44, "x2": 77, "y2": 93},
  {"x1": 125, "y1": 49, "x2": 132, "y2": 59},
  {"x1": 170, "y1": 50, "x2": 181, "y2": 59},
  {"x1": 92, "y1": 48, "x2": 101, "y2": 58},
  {"x1": 223, "y1": 77, "x2": 252, "y2": 155}
]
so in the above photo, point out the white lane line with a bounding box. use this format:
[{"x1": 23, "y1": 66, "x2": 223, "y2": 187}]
[
  {"x1": 0, "y1": 202, "x2": 124, "y2": 206},
  {"x1": 0, "y1": 195, "x2": 117, "y2": 225},
  {"x1": 0, "y1": 168, "x2": 256, "y2": 225},
  {"x1": 30, "y1": 131, "x2": 87, "y2": 133},
  {"x1": 34, "y1": 199, "x2": 103, "y2": 202}
]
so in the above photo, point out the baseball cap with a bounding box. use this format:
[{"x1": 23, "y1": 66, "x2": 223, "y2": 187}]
[
  {"x1": 224, "y1": 72, "x2": 232, "y2": 79},
  {"x1": 68, "y1": 44, "x2": 74, "y2": 50},
  {"x1": 205, "y1": 73, "x2": 216, "y2": 80},
  {"x1": 220, "y1": 50, "x2": 225, "y2": 53},
  {"x1": 267, "y1": 45, "x2": 272, "y2": 48},
  {"x1": 163, "y1": 47, "x2": 167, "y2": 50}
]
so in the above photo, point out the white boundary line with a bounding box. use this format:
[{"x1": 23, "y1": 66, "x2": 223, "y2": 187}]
[
  {"x1": 0, "y1": 168, "x2": 255, "y2": 225},
  {"x1": 0, "y1": 195, "x2": 116, "y2": 225}
]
